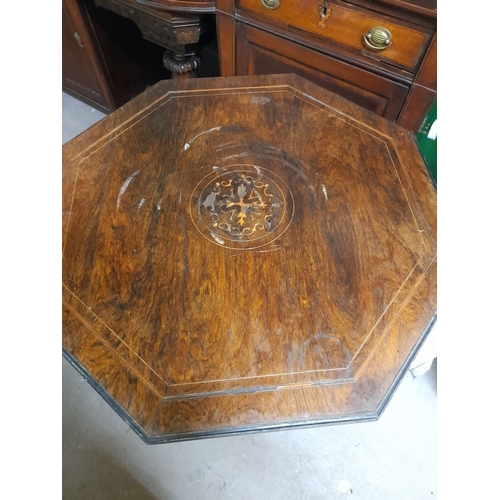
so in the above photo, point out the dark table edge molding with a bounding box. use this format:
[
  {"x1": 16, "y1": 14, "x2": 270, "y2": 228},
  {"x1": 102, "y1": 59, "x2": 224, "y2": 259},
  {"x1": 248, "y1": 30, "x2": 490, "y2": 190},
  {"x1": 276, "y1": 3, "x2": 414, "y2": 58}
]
[{"x1": 62, "y1": 313, "x2": 436, "y2": 445}]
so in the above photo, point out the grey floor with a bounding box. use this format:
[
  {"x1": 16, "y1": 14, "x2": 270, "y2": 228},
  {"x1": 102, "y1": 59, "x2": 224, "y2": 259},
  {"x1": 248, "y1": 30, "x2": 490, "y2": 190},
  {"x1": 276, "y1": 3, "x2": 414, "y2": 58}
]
[{"x1": 62, "y1": 91, "x2": 437, "y2": 500}]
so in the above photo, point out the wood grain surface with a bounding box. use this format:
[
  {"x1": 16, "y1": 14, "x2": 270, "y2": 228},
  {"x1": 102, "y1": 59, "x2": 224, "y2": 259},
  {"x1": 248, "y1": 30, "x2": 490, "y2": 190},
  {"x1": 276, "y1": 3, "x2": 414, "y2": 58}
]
[
  {"x1": 237, "y1": 0, "x2": 432, "y2": 72},
  {"x1": 62, "y1": 74, "x2": 436, "y2": 442},
  {"x1": 396, "y1": 32, "x2": 436, "y2": 131},
  {"x1": 236, "y1": 23, "x2": 409, "y2": 120},
  {"x1": 62, "y1": 0, "x2": 116, "y2": 112}
]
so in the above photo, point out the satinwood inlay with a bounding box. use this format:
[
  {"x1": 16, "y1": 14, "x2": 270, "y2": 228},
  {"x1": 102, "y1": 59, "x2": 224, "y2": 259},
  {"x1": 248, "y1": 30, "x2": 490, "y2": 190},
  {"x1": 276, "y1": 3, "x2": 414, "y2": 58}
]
[{"x1": 191, "y1": 166, "x2": 293, "y2": 249}]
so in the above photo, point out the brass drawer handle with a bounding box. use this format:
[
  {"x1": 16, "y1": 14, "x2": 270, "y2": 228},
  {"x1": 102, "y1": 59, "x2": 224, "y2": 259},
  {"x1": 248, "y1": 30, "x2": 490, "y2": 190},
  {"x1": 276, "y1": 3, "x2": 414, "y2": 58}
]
[
  {"x1": 363, "y1": 27, "x2": 392, "y2": 51},
  {"x1": 261, "y1": 0, "x2": 280, "y2": 10}
]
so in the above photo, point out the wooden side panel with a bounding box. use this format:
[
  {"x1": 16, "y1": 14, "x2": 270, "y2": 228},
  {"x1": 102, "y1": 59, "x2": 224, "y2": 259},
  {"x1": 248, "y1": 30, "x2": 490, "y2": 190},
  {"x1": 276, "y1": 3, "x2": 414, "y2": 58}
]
[
  {"x1": 216, "y1": 12, "x2": 236, "y2": 75},
  {"x1": 62, "y1": 0, "x2": 115, "y2": 112},
  {"x1": 396, "y1": 85, "x2": 435, "y2": 132},
  {"x1": 215, "y1": 0, "x2": 236, "y2": 76},
  {"x1": 397, "y1": 32, "x2": 436, "y2": 131},
  {"x1": 414, "y1": 32, "x2": 437, "y2": 90}
]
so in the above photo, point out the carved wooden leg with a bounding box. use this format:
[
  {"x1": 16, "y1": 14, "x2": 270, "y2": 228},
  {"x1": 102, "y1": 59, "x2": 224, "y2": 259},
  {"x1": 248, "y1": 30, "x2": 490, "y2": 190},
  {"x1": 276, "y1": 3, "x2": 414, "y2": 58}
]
[{"x1": 163, "y1": 51, "x2": 201, "y2": 79}]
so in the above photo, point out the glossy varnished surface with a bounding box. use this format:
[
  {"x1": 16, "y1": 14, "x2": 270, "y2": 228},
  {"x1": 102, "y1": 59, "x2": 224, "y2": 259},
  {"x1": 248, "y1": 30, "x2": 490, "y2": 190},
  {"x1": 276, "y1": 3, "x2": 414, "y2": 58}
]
[
  {"x1": 62, "y1": 74, "x2": 436, "y2": 442},
  {"x1": 237, "y1": 0, "x2": 432, "y2": 72},
  {"x1": 235, "y1": 23, "x2": 409, "y2": 120}
]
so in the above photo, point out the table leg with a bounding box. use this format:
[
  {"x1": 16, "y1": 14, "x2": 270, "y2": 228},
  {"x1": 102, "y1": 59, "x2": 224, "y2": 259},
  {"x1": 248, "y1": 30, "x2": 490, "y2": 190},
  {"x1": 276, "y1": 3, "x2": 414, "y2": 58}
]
[{"x1": 163, "y1": 51, "x2": 201, "y2": 79}]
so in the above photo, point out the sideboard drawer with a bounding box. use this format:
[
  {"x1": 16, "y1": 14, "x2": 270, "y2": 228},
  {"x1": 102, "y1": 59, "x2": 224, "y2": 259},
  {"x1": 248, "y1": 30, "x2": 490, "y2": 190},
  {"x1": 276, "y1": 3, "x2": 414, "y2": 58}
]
[
  {"x1": 237, "y1": 0, "x2": 432, "y2": 72},
  {"x1": 237, "y1": 23, "x2": 409, "y2": 120}
]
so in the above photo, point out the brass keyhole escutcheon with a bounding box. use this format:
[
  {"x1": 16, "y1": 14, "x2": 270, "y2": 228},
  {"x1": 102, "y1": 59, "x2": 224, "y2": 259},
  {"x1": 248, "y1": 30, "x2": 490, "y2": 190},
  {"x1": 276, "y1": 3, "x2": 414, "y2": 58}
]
[
  {"x1": 318, "y1": 4, "x2": 332, "y2": 29},
  {"x1": 261, "y1": 0, "x2": 280, "y2": 10},
  {"x1": 363, "y1": 27, "x2": 392, "y2": 50}
]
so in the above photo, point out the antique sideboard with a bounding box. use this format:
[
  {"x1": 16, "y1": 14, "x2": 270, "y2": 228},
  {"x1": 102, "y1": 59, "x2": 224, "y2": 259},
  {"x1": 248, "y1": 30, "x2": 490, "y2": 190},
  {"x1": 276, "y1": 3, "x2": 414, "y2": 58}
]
[
  {"x1": 214, "y1": 0, "x2": 437, "y2": 130},
  {"x1": 63, "y1": 0, "x2": 436, "y2": 131},
  {"x1": 63, "y1": 0, "x2": 219, "y2": 111}
]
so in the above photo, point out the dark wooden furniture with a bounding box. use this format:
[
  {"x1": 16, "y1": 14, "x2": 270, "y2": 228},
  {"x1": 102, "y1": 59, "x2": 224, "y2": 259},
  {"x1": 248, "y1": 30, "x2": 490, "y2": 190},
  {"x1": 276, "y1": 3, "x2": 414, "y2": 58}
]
[
  {"x1": 63, "y1": 0, "x2": 116, "y2": 112},
  {"x1": 94, "y1": 0, "x2": 212, "y2": 78},
  {"x1": 215, "y1": 0, "x2": 436, "y2": 131},
  {"x1": 62, "y1": 74, "x2": 437, "y2": 443},
  {"x1": 63, "y1": 0, "x2": 436, "y2": 130},
  {"x1": 62, "y1": 0, "x2": 218, "y2": 112}
]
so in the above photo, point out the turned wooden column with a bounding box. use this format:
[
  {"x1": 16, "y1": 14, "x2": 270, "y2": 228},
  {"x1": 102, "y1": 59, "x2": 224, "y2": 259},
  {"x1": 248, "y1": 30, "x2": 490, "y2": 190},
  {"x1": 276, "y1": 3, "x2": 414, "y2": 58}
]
[{"x1": 162, "y1": 51, "x2": 201, "y2": 78}]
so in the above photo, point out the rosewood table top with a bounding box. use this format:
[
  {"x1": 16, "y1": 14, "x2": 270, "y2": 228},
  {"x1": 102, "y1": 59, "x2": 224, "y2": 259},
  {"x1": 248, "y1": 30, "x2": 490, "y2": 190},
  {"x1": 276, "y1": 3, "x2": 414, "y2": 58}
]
[{"x1": 62, "y1": 74, "x2": 437, "y2": 443}]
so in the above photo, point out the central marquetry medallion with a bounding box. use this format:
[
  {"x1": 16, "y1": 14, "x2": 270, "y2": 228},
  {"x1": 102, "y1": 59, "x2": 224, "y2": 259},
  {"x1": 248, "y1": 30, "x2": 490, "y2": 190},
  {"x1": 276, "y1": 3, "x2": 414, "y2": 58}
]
[{"x1": 190, "y1": 166, "x2": 294, "y2": 250}]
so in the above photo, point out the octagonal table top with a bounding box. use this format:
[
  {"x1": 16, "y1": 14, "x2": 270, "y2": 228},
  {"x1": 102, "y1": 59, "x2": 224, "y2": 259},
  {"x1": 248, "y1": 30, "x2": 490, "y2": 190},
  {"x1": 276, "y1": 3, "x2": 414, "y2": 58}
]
[{"x1": 62, "y1": 74, "x2": 436, "y2": 443}]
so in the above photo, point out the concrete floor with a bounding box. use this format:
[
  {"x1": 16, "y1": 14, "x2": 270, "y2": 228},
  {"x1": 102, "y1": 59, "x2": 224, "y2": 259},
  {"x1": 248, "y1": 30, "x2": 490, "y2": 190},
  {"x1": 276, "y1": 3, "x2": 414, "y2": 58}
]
[{"x1": 62, "y1": 91, "x2": 437, "y2": 500}]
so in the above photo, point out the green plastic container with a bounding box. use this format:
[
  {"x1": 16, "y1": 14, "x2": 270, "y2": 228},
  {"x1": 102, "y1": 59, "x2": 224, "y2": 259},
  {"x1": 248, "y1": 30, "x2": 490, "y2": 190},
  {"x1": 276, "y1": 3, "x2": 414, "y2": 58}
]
[{"x1": 415, "y1": 98, "x2": 437, "y2": 184}]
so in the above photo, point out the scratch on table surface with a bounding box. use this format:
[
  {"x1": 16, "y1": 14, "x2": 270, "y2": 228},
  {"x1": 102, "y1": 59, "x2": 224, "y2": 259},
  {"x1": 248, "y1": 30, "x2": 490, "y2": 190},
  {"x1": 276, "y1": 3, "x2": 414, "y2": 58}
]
[
  {"x1": 210, "y1": 232, "x2": 225, "y2": 245},
  {"x1": 183, "y1": 127, "x2": 222, "y2": 152},
  {"x1": 299, "y1": 333, "x2": 345, "y2": 371},
  {"x1": 137, "y1": 198, "x2": 146, "y2": 213},
  {"x1": 322, "y1": 184, "x2": 328, "y2": 200},
  {"x1": 117, "y1": 169, "x2": 140, "y2": 209},
  {"x1": 258, "y1": 246, "x2": 281, "y2": 253},
  {"x1": 251, "y1": 96, "x2": 271, "y2": 105}
]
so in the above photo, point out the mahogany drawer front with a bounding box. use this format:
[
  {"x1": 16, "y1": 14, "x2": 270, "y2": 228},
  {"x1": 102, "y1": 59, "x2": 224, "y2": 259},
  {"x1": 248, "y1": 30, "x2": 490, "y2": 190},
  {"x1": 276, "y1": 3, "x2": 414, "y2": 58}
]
[
  {"x1": 237, "y1": 23, "x2": 409, "y2": 120},
  {"x1": 237, "y1": 0, "x2": 432, "y2": 71}
]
